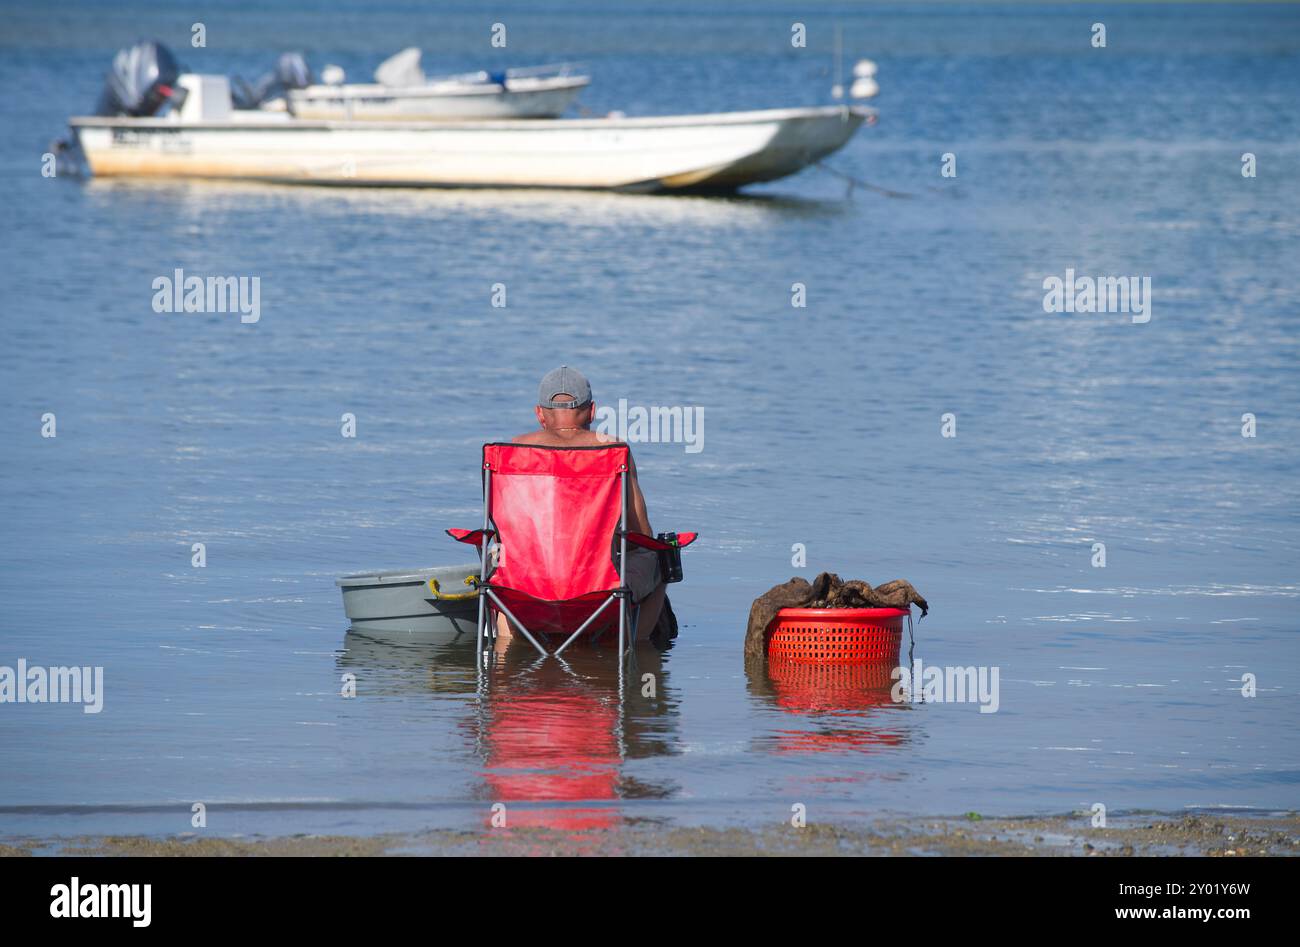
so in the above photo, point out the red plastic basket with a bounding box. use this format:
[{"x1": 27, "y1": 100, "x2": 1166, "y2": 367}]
[
  {"x1": 766, "y1": 658, "x2": 899, "y2": 711},
  {"x1": 766, "y1": 607, "x2": 908, "y2": 665}
]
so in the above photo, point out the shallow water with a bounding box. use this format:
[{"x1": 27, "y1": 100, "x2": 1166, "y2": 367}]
[{"x1": 1, "y1": 1, "x2": 1298, "y2": 837}]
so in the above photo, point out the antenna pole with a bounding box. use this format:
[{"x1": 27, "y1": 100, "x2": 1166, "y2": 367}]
[{"x1": 833, "y1": 24, "x2": 844, "y2": 100}]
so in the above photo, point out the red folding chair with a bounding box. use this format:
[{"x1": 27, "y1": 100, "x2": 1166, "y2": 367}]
[{"x1": 447, "y1": 443, "x2": 696, "y2": 665}]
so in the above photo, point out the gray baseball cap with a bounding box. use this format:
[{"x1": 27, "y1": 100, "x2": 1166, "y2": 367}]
[{"x1": 538, "y1": 365, "x2": 592, "y2": 409}]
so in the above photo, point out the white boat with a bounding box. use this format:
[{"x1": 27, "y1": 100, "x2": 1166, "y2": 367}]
[
  {"x1": 267, "y1": 49, "x2": 589, "y2": 121},
  {"x1": 69, "y1": 73, "x2": 873, "y2": 192},
  {"x1": 337, "y1": 563, "x2": 480, "y2": 635}
]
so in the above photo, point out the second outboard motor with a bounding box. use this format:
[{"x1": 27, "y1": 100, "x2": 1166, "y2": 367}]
[
  {"x1": 232, "y1": 52, "x2": 312, "y2": 109},
  {"x1": 274, "y1": 52, "x2": 312, "y2": 92},
  {"x1": 95, "y1": 40, "x2": 180, "y2": 117}
]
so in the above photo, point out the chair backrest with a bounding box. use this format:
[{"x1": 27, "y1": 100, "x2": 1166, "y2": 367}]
[{"x1": 484, "y1": 442, "x2": 629, "y2": 601}]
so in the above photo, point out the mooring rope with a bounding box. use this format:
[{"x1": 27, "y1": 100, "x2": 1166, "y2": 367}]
[{"x1": 814, "y1": 160, "x2": 915, "y2": 199}]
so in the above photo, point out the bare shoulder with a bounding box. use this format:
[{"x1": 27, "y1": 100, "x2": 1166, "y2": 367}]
[{"x1": 581, "y1": 430, "x2": 623, "y2": 448}]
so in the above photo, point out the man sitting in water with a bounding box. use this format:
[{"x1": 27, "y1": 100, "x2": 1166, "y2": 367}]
[{"x1": 494, "y1": 365, "x2": 666, "y2": 642}]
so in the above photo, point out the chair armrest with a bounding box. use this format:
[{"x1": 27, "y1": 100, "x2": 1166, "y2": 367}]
[
  {"x1": 623, "y1": 531, "x2": 697, "y2": 551},
  {"x1": 446, "y1": 528, "x2": 495, "y2": 545}
]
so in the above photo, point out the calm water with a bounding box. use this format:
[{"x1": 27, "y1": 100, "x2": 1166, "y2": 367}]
[{"x1": 1, "y1": 1, "x2": 1298, "y2": 838}]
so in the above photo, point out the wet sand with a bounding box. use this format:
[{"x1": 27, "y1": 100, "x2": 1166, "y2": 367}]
[{"x1": 5, "y1": 812, "x2": 1297, "y2": 857}]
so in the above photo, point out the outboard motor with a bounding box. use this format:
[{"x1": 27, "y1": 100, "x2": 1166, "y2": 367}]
[
  {"x1": 232, "y1": 52, "x2": 312, "y2": 109},
  {"x1": 95, "y1": 40, "x2": 180, "y2": 117},
  {"x1": 275, "y1": 52, "x2": 312, "y2": 91}
]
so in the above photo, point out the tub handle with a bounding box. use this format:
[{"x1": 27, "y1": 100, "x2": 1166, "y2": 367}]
[{"x1": 427, "y1": 576, "x2": 479, "y2": 601}]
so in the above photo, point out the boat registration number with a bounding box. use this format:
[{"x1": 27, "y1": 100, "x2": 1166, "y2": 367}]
[{"x1": 111, "y1": 128, "x2": 193, "y2": 153}]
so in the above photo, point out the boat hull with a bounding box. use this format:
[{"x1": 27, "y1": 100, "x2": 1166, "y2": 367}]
[
  {"x1": 337, "y1": 563, "x2": 480, "y2": 635},
  {"x1": 69, "y1": 106, "x2": 869, "y2": 192}
]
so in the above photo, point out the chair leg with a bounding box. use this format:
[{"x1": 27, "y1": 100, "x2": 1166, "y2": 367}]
[
  {"x1": 629, "y1": 603, "x2": 641, "y2": 672},
  {"x1": 474, "y1": 529, "x2": 492, "y2": 671},
  {"x1": 475, "y1": 592, "x2": 487, "y2": 671},
  {"x1": 617, "y1": 606, "x2": 624, "y2": 698},
  {"x1": 617, "y1": 592, "x2": 627, "y2": 660},
  {"x1": 555, "y1": 595, "x2": 616, "y2": 656},
  {"x1": 486, "y1": 590, "x2": 549, "y2": 658}
]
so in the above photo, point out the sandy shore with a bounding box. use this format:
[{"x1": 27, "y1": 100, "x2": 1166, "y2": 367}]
[{"x1": 4, "y1": 812, "x2": 1297, "y2": 857}]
